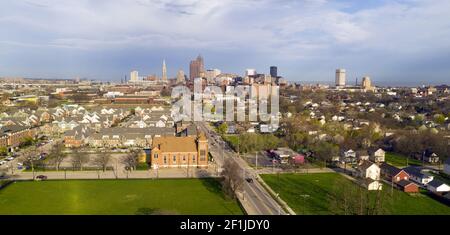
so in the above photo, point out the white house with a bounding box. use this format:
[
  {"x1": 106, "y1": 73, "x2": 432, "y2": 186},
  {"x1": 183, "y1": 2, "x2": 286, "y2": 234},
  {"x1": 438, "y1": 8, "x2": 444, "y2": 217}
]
[
  {"x1": 426, "y1": 180, "x2": 450, "y2": 193},
  {"x1": 357, "y1": 161, "x2": 381, "y2": 180},
  {"x1": 363, "y1": 179, "x2": 383, "y2": 191},
  {"x1": 403, "y1": 167, "x2": 434, "y2": 185},
  {"x1": 370, "y1": 148, "x2": 385, "y2": 163}
]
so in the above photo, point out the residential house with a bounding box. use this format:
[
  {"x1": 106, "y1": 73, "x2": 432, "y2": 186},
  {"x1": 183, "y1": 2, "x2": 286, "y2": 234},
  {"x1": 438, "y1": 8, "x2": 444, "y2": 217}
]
[
  {"x1": 369, "y1": 148, "x2": 386, "y2": 163},
  {"x1": 356, "y1": 150, "x2": 370, "y2": 161},
  {"x1": 426, "y1": 180, "x2": 450, "y2": 194},
  {"x1": 422, "y1": 149, "x2": 440, "y2": 164},
  {"x1": 341, "y1": 149, "x2": 357, "y2": 164},
  {"x1": 356, "y1": 161, "x2": 380, "y2": 180},
  {"x1": 380, "y1": 163, "x2": 410, "y2": 183},
  {"x1": 403, "y1": 166, "x2": 434, "y2": 185},
  {"x1": 397, "y1": 180, "x2": 419, "y2": 193}
]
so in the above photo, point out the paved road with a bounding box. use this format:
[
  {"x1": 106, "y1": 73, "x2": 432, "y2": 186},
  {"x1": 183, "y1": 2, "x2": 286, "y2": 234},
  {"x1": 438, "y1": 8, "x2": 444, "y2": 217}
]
[{"x1": 198, "y1": 122, "x2": 289, "y2": 215}]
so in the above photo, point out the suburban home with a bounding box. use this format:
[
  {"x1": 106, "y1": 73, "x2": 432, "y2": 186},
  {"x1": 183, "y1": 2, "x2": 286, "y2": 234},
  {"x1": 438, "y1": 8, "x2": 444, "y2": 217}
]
[
  {"x1": 150, "y1": 132, "x2": 208, "y2": 169},
  {"x1": 361, "y1": 179, "x2": 383, "y2": 191},
  {"x1": 270, "y1": 147, "x2": 305, "y2": 165},
  {"x1": 380, "y1": 163, "x2": 410, "y2": 182},
  {"x1": 397, "y1": 180, "x2": 419, "y2": 193},
  {"x1": 444, "y1": 158, "x2": 450, "y2": 176},
  {"x1": 403, "y1": 166, "x2": 434, "y2": 185},
  {"x1": 426, "y1": 180, "x2": 450, "y2": 194},
  {"x1": 341, "y1": 149, "x2": 357, "y2": 164},
  {"x1": 369, "y1": 148, "x2": 386, "y2": 163},
  {"x1": 422, "y1": 149, "x2": 440, "y2": 163},
  {"x1": 356, "y1": 150, "x2": 370, "y2": 161},
  {"x1": 357, "y1": 161, "x2": 380, "y2": 180}
]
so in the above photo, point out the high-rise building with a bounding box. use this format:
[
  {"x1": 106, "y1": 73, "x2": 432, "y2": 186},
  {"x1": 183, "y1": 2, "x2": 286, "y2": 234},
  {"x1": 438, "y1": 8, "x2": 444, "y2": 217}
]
[
  {"x1": 362, "y1": 76, "x2": 373, "y2": 91},
  {"x1": 176, "y1": 69, "x2": 185, "y2": 84},
  {"x1": 130, "y1": 70, "x2": 139, "y2": 82},
  {"x1": 335, "y1": 69, "x2": 346, "y2": 87},
  {"x1": 189, "y1": 55, "x2": 205, "y2": 81},
  {"x1": 162, "y1": 60, "x2": 167, "y2": 82},
  {"x1": 270, "y1": 66, "x2": 278, "y2": 78}
]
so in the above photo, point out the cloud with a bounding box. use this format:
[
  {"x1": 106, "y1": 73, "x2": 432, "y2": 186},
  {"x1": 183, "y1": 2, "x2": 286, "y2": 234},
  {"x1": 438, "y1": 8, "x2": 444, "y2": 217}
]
[{"x1": 0, "y1": 0, "x2": 449, "y2": 83}]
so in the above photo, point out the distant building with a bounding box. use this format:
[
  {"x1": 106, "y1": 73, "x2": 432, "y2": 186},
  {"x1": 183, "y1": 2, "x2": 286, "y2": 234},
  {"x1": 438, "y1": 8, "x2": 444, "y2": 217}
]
[
  {"x1": 335, "y1": 69, "x2": 346, "y2": 87},
  {"x1": 362, "y1": 76, "x2": 374, "y2": 91},
  {"x1": 130, "y1": 70, "x2": 139, "y2": 82},
  {"x1": 162, "y1": 60, "x2": 167, "y2": 82},
  {"x1": 270, "y1": 66, "x2": 278, "y2": 78},
  {"x1": 245, "y1": 69, "x2": 257, "y2": 77},
  {"x1": 189, "y1": 55, "x2": 205, "y2": 81},
  {"x1": 205, "y1": 69, "x2": 221, "y2": 83},
  {"x1": 176, "y1": 69, "x2": 186, "y2": 84}
]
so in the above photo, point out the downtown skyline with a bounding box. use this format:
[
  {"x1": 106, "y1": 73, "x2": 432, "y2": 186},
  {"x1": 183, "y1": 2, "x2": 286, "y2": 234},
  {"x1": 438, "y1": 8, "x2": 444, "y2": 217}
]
[{"x1": 1, "y1": 0, "x2": 450, "y2": 85}]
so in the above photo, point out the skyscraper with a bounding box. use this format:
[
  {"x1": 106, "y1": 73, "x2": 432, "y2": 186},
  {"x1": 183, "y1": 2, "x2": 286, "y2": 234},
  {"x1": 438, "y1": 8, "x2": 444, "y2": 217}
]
[
  {"x1": 270, "y1": 66, "x2": 278, "y2": 78},
  {"x1": 162, "y1": 59, "x2": 167, "y2": 82},
  {"x1": 335, "y1": 69, "x2": 346, "y2": 87},
  {"x1": 189, "y1": 55, "x2": 205, "y2": 81},
  {"x1": 176, "y1": 69, "x2": 185, "y2": 84},
  {"x1": 362, "y1": 76, "x2": 373, "y2": 91},
  {"x1": 130, "y1": 70, "x2": 139, "y2": 82}
]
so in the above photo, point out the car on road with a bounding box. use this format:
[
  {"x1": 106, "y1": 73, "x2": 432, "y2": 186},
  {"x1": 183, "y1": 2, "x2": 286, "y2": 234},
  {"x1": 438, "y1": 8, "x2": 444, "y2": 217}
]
[
  {"x1": 0, "y1": 160, "x2": 7, "y2": 165},
  {"x1": 35, "y1": 175, "x2": 47, "y2": 181},
  {"x1": 245, "y1": 178, "x2": 254, "y2": 183},
  {"x1": 6, "y1": 157, "x2": 14, "y2": 161}
]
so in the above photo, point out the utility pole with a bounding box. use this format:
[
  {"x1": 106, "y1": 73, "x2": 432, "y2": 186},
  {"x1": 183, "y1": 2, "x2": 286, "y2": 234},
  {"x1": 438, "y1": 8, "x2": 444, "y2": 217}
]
[{"x1": 255, "y1": 151, "x2": 258, "y2": 170}]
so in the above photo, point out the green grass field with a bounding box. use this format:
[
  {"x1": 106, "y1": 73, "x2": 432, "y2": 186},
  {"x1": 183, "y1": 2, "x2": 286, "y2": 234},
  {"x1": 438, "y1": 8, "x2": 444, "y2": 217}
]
[
  {"x1": 261, "y1": 173, "x2": 450, "y2": 215},
  {"x1": 385, "y1": 152, "x2": 422, "y2": 167},
  {"x1": 0, "y1": 179, "x2": 243, "y2": 215}
]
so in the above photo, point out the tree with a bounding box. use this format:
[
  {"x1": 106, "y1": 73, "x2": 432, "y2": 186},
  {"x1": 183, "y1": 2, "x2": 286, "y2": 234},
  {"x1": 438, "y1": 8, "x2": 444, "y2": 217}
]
[
  {"x1": 0, "y1": 147, "x2": 7, "y2": 156},
  {"x1": 220, "y1": 158, "x2": 244, "y2": 199},
  {"x1": 48, "y1": 142, "x2": 66, "y2": 171},
  {"x1": 93, "y1": 153, "x2": 111, "y2": 172},
  {"x1": 70, "y1": 148, "x2": 89, "y2": 171},
  {"x1": 121, "y1": 150, "x2": 139, "y2": 171},
  {"x1": 217, "y1": 122, "x2": 228, "y2": 135},
  {"x1": 328, "y1": 179, "x2": 386, "y2": 215}
]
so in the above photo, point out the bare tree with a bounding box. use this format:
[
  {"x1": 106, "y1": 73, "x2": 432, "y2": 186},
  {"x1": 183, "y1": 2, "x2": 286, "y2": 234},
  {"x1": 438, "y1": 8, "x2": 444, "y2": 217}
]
[
  {"x1": 121, "y1": 150, "x2": 139, "y2": 171},
  {"x1": 48, "y1": 142, "x2": 66, "y2": 171},
  {"x1": 93, "y1": 153, "x2": 111, "y2": 172},
  {"x1": 21, "y1": 147, "x2": 40, "y2": 179},
  {"x1": 220, "y1": 158, "x2": 245, "y2": 199},
  {"x1": 70, "y1": 148, "x2": 89, "y2": 171},
  {"x1": 328, "y1": 179, "x2": 386, "y2": 215}
]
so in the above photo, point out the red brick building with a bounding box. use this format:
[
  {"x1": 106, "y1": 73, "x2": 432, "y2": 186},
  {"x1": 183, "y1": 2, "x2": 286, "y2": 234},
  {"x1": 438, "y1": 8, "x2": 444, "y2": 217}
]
[
  {"x1": 0, "y1": 125, "x2": 36, "y2": 150},
  {"x1": 150, "y1": 132, "x2": 208, "y2": 169}
]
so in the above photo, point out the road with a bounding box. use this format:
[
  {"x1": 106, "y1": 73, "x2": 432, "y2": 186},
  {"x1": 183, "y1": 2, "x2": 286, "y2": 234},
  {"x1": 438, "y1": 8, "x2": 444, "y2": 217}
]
[{"x1": 198, "y1": 122, "x2": 289, "y2": 215}]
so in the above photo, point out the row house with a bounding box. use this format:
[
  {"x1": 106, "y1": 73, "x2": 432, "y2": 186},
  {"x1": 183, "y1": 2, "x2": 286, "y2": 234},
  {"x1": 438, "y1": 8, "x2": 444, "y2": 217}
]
[{"x1": 0, "y1": 125, "x2": 36, "y2": 150}]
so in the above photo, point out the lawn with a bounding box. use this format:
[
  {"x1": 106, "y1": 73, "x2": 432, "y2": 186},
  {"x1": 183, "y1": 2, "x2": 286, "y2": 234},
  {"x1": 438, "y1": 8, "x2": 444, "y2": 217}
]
[
  {"x1": 0, "y1": 179, "x2": 243, "y2": 215},
  {"x1": 261, "y1": 173, "x2": 450, "y2": 215},
  {"x1": 385, "y1": 152, "x2": 422, "y2": 167}
]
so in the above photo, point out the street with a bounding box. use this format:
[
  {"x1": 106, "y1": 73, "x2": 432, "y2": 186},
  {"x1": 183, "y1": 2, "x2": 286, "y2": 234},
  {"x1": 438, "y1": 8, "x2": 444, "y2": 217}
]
[{"x1": 198, "y1": 122, "x2": 290, "y2": 215}]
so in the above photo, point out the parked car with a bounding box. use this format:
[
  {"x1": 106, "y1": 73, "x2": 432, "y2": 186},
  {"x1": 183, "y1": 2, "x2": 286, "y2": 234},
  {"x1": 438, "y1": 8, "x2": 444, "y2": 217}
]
[
  {"x1": 6, "y1": 157, "x2": 14, "y2": 161},
  {"x1": 0, "y1": 160, "x2": 6, "y2": 165},
  {"x1": 35, "y1": 175, "x2": 47, "y2": 181},
  {"x1": 245, "y1": 178, "x2": 254, "y2": 183}
]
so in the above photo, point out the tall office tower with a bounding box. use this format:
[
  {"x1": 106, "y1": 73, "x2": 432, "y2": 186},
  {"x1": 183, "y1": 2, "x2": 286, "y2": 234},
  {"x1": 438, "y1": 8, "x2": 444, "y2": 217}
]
[
  {"x1": 270, "y1": 66, "x2": 278, "y2": 78},
  {"x1": 162, "y1": 60, "x2": 167, "y2": 82},
  {"x1": 189, "y1": 55, "x2": 205, "y2": 81},
  {"x1": 335, "y1": 69, "x2": 346, "y2": 87},
  {"x1": 362, "y1": 76, "x2": 372, "y2": 90},
  {"x1": 130, "y1": 70, "x2": 139, "y2": 82},
  {"x1": 176, "y1": 69, "x2": 185, "y2": 83}
]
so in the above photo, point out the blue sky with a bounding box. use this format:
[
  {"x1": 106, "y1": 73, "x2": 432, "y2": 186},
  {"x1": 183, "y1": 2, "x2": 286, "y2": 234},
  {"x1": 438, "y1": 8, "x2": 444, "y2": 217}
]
[{"x1": 0, "y1": 0, "x2": 449, "y2": 85}]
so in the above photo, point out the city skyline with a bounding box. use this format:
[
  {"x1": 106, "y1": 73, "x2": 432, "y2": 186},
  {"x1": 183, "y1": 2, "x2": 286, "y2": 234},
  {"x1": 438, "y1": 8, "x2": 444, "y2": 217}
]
[{"x1": 1, "y1": 0, "x2": 450, "y2": 85}]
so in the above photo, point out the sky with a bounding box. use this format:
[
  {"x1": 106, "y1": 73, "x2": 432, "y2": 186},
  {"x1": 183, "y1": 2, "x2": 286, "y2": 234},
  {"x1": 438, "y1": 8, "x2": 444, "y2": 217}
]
[{"x1": 0, "y1": 0, "x2": 449, "y2": 85}]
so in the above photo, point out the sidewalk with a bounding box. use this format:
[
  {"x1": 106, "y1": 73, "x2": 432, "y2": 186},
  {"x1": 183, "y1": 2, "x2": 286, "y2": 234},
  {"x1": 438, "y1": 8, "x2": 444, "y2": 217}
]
[{"x1": 10, "y1": 167, "x2": 219, "y2": 180}]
